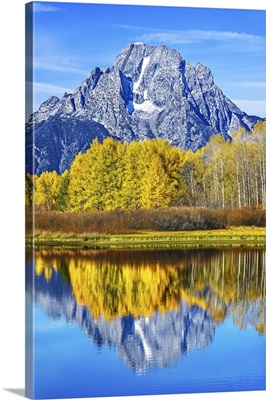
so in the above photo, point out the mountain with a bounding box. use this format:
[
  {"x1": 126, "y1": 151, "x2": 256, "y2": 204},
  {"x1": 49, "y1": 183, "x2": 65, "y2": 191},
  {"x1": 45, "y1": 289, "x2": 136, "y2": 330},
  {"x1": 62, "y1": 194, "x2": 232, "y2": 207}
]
[
  {"x1": 29, "y1": 268, "x2": 216, "y2": 372},
  {"x1": 29, "y1": 262, "x2": 266, "y2": 372},
  {"x1": 26, "y1": 42, "x2": 264, "y2": 174}
]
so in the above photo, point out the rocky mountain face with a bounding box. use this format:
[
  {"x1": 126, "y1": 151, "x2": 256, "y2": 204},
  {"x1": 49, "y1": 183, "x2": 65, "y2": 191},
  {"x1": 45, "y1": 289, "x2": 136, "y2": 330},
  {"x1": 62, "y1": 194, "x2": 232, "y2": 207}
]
[{"x1": 26, "y1": 43, "x2": 263, "y2": 174}]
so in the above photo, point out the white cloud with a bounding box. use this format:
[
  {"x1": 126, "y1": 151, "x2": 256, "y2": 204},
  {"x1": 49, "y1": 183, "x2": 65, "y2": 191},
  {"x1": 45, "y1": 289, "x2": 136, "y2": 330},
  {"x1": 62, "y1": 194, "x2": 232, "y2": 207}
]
[
  {"x1": 235, "y1": 81, "x2": 266, "y2": 88},
  {"x1": 29, "y1": 82, "x2": 74, "y2": 95},
  {"x1": 33, "y1": 3, "x2": 61, "y2": 13},
  {"x1": 112, "y1": 23, "x2": 264, "y2": 45},
  {"x1": 112, "y1": 23, "x2": 150, "y2": 31},
  {"x1": 136, "y1": 29, "x2": 264, "y2": 45},
  {"x1": 34, "y1": 58, "x2": 89, "y2": 75},
  {"x1": 232, "y1": 99, "x2": 266, "y2": 117}
]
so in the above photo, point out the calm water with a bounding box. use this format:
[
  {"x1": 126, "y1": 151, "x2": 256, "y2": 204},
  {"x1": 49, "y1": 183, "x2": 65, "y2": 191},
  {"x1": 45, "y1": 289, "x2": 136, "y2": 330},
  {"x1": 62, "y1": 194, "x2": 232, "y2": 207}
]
[{"x1": 26, "y1": 248, "x2": 266, "y2": 399}]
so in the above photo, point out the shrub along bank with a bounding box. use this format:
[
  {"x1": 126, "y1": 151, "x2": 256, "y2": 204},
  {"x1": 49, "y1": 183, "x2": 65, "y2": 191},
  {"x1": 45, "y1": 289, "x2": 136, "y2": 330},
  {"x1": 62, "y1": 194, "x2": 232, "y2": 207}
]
[{"x1": 26, "y1": 206, "x2": 266, "y2": 235}]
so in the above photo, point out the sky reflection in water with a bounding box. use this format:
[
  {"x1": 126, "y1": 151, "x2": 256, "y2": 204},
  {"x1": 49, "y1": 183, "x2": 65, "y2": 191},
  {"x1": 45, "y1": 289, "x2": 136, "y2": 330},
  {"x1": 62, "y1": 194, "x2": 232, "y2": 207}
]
[{"x1": 26, "y1": 248, "x2": 266, "y2": 398}]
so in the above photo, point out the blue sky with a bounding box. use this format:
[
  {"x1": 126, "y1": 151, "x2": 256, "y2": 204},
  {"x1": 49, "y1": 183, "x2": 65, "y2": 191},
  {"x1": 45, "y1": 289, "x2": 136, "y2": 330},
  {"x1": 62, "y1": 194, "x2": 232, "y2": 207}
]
[{"x1": 27, "y1": 1, "x2": 266, "y2": 117}]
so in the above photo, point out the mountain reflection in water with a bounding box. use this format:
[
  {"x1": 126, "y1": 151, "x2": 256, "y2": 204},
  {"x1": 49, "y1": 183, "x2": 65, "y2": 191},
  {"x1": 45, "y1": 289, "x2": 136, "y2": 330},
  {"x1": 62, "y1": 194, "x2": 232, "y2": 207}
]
[{"x1": 27, "y1": 248, "x2": 266, "y2": 373}]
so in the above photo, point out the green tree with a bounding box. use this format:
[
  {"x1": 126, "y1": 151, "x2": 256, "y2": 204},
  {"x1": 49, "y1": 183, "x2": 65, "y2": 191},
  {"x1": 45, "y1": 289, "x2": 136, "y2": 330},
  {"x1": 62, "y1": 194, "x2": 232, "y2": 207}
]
[{"x1": 57, "y1": 170, "x2": 70, "y2": 211}]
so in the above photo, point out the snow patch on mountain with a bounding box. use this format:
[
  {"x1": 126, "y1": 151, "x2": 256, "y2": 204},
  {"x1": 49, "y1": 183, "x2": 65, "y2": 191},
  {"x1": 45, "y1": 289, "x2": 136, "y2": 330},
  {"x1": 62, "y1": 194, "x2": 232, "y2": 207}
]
[
  {"x1": 133, "y1": 56, "x2": 150, "y2": 92},
  {"x1": 133, "y1": 99, "x2": 162, "y2": 114}
]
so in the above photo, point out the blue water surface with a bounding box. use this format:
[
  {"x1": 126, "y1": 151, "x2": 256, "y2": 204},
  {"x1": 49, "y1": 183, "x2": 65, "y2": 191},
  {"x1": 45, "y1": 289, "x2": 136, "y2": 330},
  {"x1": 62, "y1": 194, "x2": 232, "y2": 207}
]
[
  {"x1": 33, "y1": 304, "x2": 265, "y2": 399},
  {"x1": 27, "y1": 248, "x2": 266, "y2": 399}
]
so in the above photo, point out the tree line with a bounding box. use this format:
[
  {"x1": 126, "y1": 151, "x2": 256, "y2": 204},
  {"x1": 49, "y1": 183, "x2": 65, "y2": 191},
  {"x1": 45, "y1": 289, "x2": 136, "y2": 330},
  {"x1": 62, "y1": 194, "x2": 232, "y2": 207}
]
[
  {"x1": 35, "y1": 249, "x2": 265, "y2": 333},
  {"x1": 26, "y1": 121, "x2": 266, "y2": 212}
]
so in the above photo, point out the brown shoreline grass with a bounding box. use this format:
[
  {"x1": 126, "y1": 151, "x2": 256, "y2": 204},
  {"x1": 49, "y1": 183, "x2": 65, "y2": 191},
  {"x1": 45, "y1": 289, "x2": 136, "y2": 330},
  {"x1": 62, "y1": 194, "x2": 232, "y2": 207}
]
[
  {"x1": 25, "y1": 207, "x2": 265, "y2": 248},
  {"x1": 26, "y1": 207, "x2": 266, "y2": 234}
]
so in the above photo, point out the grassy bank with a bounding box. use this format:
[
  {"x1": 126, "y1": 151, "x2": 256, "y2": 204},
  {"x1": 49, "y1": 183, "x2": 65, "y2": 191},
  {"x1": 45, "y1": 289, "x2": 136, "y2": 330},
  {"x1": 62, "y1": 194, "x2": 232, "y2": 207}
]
[
  {"x1": 26, "y1": 227, "x2": 266, "y2": 249},
  {"x1": 26, "y1": 207, "x2": 266, "y2": 249}
]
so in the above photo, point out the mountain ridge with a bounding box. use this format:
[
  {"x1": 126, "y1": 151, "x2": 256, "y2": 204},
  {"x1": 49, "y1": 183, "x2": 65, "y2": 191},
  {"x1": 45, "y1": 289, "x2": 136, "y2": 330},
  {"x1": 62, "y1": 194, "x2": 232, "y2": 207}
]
[{"x1": 26, "y1": 42, "x2": 264, "y2": 174}]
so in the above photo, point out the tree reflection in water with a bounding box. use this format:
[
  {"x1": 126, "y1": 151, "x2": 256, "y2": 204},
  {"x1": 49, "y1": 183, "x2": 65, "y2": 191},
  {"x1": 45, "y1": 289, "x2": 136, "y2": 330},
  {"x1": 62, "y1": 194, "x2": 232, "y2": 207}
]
[{"x1": 27, "y1": 248, "x2": 266, "y2": 372}]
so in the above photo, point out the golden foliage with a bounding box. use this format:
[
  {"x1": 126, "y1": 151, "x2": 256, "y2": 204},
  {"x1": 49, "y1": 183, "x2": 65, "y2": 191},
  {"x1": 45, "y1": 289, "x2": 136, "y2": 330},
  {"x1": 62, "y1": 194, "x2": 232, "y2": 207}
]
[{"x1": 34, "y1": 249, "x2": 266, "y2": 333}]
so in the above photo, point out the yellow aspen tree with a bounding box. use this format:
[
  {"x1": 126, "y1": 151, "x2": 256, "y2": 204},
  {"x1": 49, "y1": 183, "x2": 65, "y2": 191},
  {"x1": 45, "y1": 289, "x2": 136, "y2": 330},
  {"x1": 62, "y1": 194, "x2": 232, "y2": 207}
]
[
  {"x1": 141, "y1": 154, "x2": 172, "y2": 208},
  {"x1": 34, "y1": 170, "x2": 60, "y2": 210},
  {"x1": 120, "y1": 141, "x2": 148, "y2": 209},
  {"x1": 68, "y1": 151, "x2": 92, "y2": 211}
]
